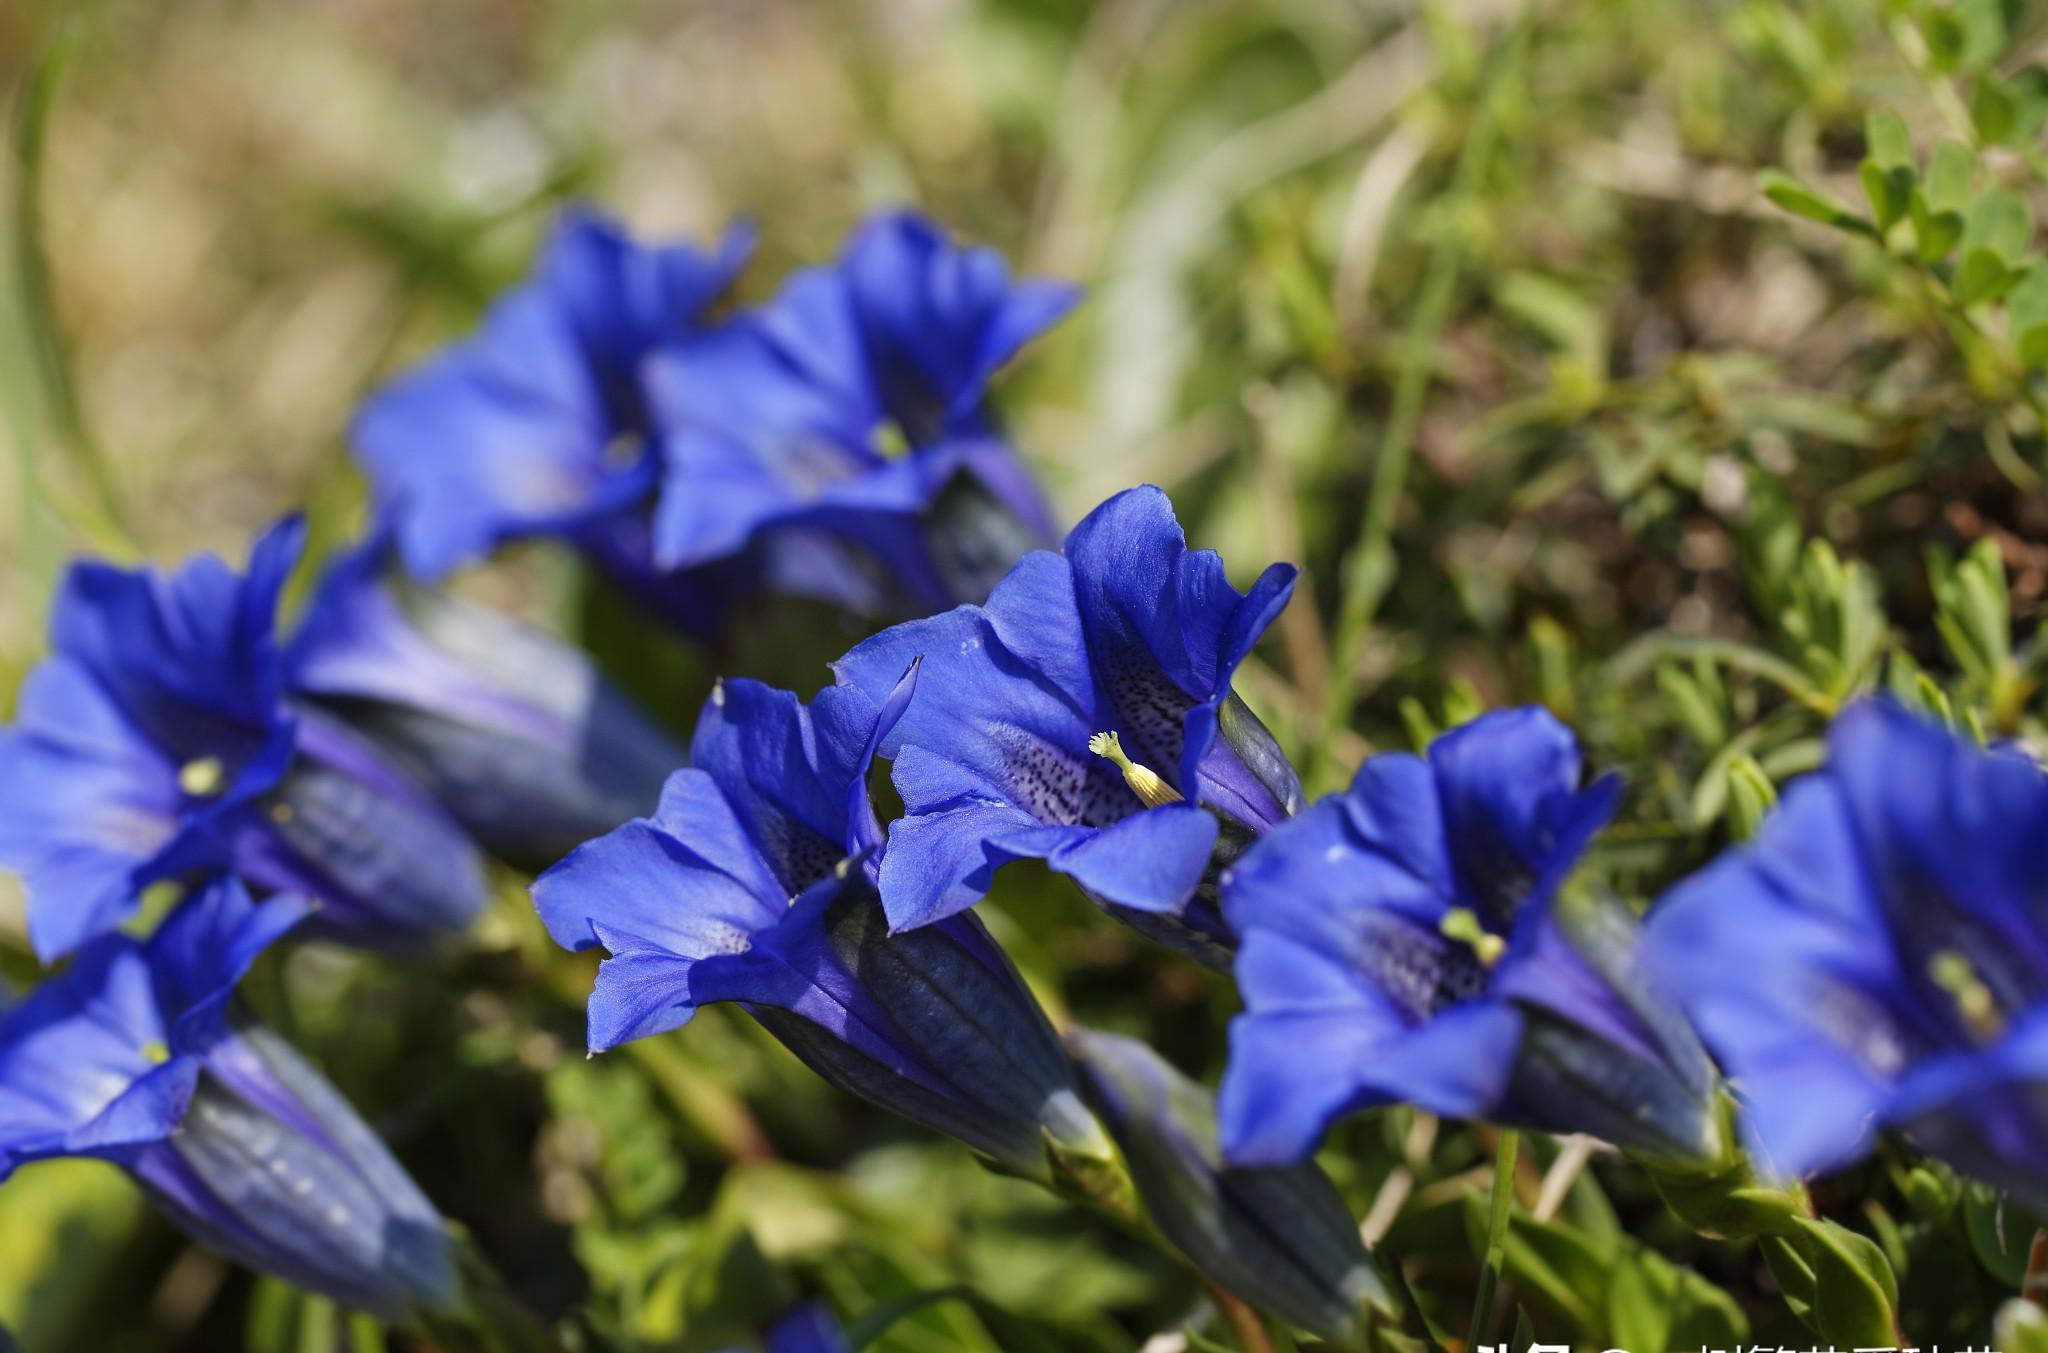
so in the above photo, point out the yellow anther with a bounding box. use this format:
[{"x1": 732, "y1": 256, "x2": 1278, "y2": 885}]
[
  {"x1": 870, "y1": 419, "x2": 911, "y2": 459},
  {"x1": 1089, "y1": 732, "x2": 1184, "y2": 809},
  {"x1": 140, "y1": 1040, "x2": 171, "y2": 1066},
  {"x1": 178, "y1": 756, "x2": 225, "y2": 798},
  {"x1": 1439, "y1": 908, "x2": 1506, "y2": 967},
  {"x1": 1930, "y1": 949, "x2": 2003, "y2": 1041}
]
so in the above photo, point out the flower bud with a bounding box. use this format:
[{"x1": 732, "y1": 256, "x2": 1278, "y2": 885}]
[
  {"x1": 0, "y1": 879, "x2": 460, "y2": 1322},
  {"x1": 287, "y1": 536, "x2": 683, "y2": 870},
  {"x1": 139, "y1": 1024, "x2": 460, "y2": 1319},
  {"x1": 1068, "y1": 1030, "x2": 1391, "y2": 1345},
  {"x1": 749, "y1": 892, "x2": 1110, "y2": 1181}
]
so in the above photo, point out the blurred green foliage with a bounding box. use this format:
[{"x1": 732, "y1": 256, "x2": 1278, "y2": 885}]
[{"x1": 5, "y1": 0, "x2": 2048, "y2": 1347}]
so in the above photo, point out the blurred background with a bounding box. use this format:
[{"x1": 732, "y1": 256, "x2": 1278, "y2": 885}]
[{"x1": 2, "y1": 0, "x2": 2045, "y2": 1349}]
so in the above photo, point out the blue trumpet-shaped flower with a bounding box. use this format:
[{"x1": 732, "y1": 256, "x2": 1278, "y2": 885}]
[
  {"x1": 832, "y1": 485, "x2": 1300, "y2": 967},
  {"x1": 0, "y1": 878, "x2": 459, "y2": 1320},
  {"x1": 353, "y1": 207, "x2": 751, "y2": 631},
  {"x1": 1646, "y1": 700, "x2": 2048, "y2": 1201},
  {"x1": 1069, "y1": 1030, "x2": 1391, "y2": 1343},
  {"x1": 0, "y1": 521, "x2": 485, "y2": 959},
  {"x1": 645, "y1": 210, "x2": 1073, "y2": 613},
  {"x1": 1218, "y1": 708, "x2": 1719, "y2": 1167},
  {"x1": 761, "y1": 1305, "x2": 851, "y2": 1353},
  {"x1": 286, "y1": 533, "x2": 683, "y2": 870},
  {"x1": 532, "y1": 670, "x2": 1107, "y2": 1181}
]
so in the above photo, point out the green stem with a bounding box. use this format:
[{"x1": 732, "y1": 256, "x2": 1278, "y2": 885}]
[
  {"x1": 1315, "y1": 12, "x2": 1531, "y2": 788},
  {"x1": 420, "y1": 1233, "x2": 568, "y2": 1353},
  {"x1": 1205, "y1": 1279, "x2": 1278, "y2": 1353},
  {"x1": 12, "y1": 17, "x2": 133, "y2": 546},
  {"x1": 1466, "y1": 1130, "x2": 1518, "y2": 1353}
]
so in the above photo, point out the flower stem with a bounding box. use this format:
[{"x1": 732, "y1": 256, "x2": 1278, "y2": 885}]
[
  {"x1": 1204, "y1": 1279, "x2": 1278, "y2": 1353},
  {"x1": 1466, "y1": 1129, "x2": 1518, "y2": 1353}
]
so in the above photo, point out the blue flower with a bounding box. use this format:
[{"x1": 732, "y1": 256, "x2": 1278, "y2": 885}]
[
  {"x1": 644, "y1": 211, "x2": 1074, "y2": 613},
  {"x1": 762, "y1": 1305, "x2": 851, "y2": 1353},
  {"x1": 532, "y1": 670, "x2": 1107, "y2": 1181},
  {"x1": 1218, "y1": 708, "x2": 1720, "y2": 1167},
  {"x1": 353, "y1": 207, "x2": 751, "y2": 630},
  {"x1": 0, "y1": 520, "x2": 485, "y2": 959},
  {"x1": 285, "y1": 532, "x2": 683, "y2": 870},
  {"x1": 831, "y1": 485, "x2": 1300, "y2": 968},
  {"x1": 1646, "y1": 700, "x2": 2048, "y2": 1201},
  {"x1": 0, "y1": 878, "x2": 460, "y2": 1320},
  {"x1": 1068, "y1": 1030, "x2": 1391, "y2": 1343}
]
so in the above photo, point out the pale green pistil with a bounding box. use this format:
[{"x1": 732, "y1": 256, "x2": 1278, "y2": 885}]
[
  {"x1": 1439, "y1": 907, "x2": 1505, "y2": 968},
  {"x1": 1929, "y1": 949, "x2": 2003, "y2": 1042},
  {"x1": 870, "y1": 419, "x2": 911, "y2": 459},
  {"x1": 1089, "y1": 732, "x2": 1184, "y2": 809},
  {"x1": 178, "y1": 756, "x2": 226, "y2": 798}
]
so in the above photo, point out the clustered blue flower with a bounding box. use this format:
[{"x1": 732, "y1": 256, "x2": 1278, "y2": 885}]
[
  {"x1": 355, "y1": 209, "x2": 1072, "y2": 633},
  {"x1": 8, "y1": 198, "x2": 2048, "y2": 1339}
]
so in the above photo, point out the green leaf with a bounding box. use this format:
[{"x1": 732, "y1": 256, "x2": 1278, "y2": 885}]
[
  {"x1": 1496, "y1": 271, "x2": 1609, "y2": 375},
  {"x1": 1924, "y1": 10, "x2": 1968, "y2": 69},
  {"x1": 1766, "y1": 1217, "x2": 1899, "y2": 1348},
  {"x1": 1761, "y1": 171, "x2": 1876, "y2": 236},
  {"x1": 1974, "y1": 75, "x2": 2019, "y2": 143},
  {"x1": 1926, "y1": 139, "x2": 1975, "y2": 213},
  {"x1": 1956, "y1": 247, "x2": 2013, "y2": 305},
  {"x1": 1860, "y1": 110, "x2": 1915, "y2": 228},
  {"x1": 1668, "y1": 1265, "x2": 1749, "y2": 1349},
  {"x1": 1926, "y1": 0, "x2": 2007, "y2": 72},
  {"x1": 1462, "y1": 1187, "x2": 1607, "y2": 1339},
  {"x1": 1912, "y1": 147, "x2": 1970, "y2": 260},
  {"x1": 2010, "y1": 266, "x2": 2048, "y2": 365},
  {"x1": 1998, "y1": 1296, "x2": 2048, "y2": 1353},
  {"x1": 1865, "y1": 108, "x2": 1913, "y2": 167},
  {"x1": 1860, "y1": 161, "x2": 1915, "y2": 231},
  {"x1": 2010, "y1": 68, "x2": 2048, "y2": 143},
  {"x1": 1965, "y1": 1181, "x2": 2045, "y2": 1287},
  {"x1": 1761, "y1": 1233, "x2": 1819, "y2": 1328},
  {"x1": 1964, "y1": 186, "x2": 2031, "y2": 264},
  {"x1": 1725, "y1": 754, "x2": 1778, "y2": 842},
  {"x1": 845, "y1": 1287, "x2": 978, "y2": 1350},
  {"x1": 1605, "y1": 1246, "x2": 1676, "y2": 1352},
  {"x1": 1657, "y1": 663, "x2": 1726, "y2": 748}
]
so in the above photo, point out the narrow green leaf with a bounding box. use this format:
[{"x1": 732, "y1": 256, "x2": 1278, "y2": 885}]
[
  {"x1": 1761, "y1": 171, "x2": 1877, "y2": 235},
  {"x1": 1467, "y1": 1132, "x2": 1519, "y2": 1353},
  {"x1": 1725, "y1": 755, "x2": 1778, "y2": 842},
  {"x1": 846, "y1": 1286, "x2": 978, "y2": 1350}
]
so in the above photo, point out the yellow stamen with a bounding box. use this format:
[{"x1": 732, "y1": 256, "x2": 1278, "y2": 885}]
[
  {"x1": 1439, "y1": 907, "x2": 1505, "y2": 967},
  {"x1": 1089, "y1": 732, "x2": 1184, "y2": 809},
  {"x1": 1930, "y1": 949, "x2": 2003, "y2": 1041},
  {"x1": 140, "y1": 1040, "x2": 171, "y2": 1066},
  {"x1": 870, "y1": 419, "x2": 911, "y2": 459},
  {"x1": 178, "y1": 756, "x2": 225, "y2": 798}
]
